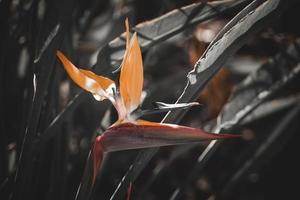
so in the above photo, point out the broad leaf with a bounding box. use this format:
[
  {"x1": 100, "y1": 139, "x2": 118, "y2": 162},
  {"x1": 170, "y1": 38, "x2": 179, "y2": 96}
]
[{"x1": 96, "y1": 0, "x2": 251, "y2": 74}]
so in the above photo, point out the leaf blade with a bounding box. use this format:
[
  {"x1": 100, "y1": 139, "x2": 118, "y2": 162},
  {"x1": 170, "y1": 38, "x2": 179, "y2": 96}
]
[{"x1": 75, "y1": 137, "x2": 104, "y2": 200}]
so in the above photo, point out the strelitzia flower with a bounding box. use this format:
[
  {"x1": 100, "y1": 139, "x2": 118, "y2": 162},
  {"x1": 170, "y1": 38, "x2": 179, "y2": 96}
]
[{"x1": 56, "y1": 19, "x2": 238, "y2": 199}]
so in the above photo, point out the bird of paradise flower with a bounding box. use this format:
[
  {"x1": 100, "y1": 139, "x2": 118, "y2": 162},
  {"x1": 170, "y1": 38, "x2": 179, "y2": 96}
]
[{"x1": 56, "y1": 19, "x2": 239, "y2": 199}]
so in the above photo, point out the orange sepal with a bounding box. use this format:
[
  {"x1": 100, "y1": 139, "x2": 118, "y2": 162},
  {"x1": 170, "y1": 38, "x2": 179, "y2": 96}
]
[
  {"x1": 80, "y1": 69, "x2": 115, "y2": 94},
  {"x1": 119, "y1": 32, "x2": 144, "y2": 113},
  {"x1": 56, "y1": 50, "x2": 115, "y2": 100}
]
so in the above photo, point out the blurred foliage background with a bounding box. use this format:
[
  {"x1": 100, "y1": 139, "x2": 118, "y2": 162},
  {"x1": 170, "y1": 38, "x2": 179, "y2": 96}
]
[{"x1": 1, "y1": 0, "x2": 300, "y2": 199}]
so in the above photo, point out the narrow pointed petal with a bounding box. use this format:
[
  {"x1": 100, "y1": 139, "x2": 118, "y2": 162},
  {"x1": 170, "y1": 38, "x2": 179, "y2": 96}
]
[
  {"x1": 154, "y1": 102, "x2": 200, "y2": 110},
  {"x1": 56, "y1": 51, "x2": 114, "y2": 100},
  {"x1": 100, "y1": 122, "x2": 239, "y2": 152},
  {"x1": 119, "y1": 33, "x2": 144, "y2": 113},
  {"x1": 136, "y1": 102, "x2": 200, "y2": 118},
  {"x1": 75, "y1": 137, "x2": 104, "y2": 200}
]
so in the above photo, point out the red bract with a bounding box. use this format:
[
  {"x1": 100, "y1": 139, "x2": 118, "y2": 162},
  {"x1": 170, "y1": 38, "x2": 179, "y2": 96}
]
[
  {"x1": 57, "y1": 19, "x2": 239, "y2": 199},
  {"x1": 99, "y1": 122, "x2": 238, "y2": 152}
]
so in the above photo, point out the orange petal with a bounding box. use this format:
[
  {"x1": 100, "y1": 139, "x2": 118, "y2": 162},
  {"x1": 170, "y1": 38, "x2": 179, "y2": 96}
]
[
  {"x1": 80, "y1": 69, "x2": 115, "y2": 95},
  {"x1": 119, "y1": 33, "x2": 143, "y2": 113},
  {"x1": 56, "y1": 50, "x2": 115, "y2": 100}
]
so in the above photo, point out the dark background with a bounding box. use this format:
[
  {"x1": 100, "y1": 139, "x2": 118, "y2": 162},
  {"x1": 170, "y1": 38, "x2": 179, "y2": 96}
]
[{"x1": 1, "y1": 0, "x2": 300, "y2": 199}]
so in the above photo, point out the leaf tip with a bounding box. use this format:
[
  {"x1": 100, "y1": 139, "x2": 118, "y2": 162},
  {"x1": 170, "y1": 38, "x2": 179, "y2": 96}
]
[{"x1": 125, "y1": 18, "x2": 130, "y2": 47}]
